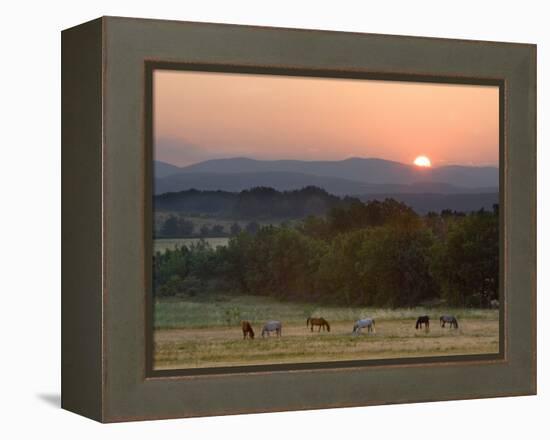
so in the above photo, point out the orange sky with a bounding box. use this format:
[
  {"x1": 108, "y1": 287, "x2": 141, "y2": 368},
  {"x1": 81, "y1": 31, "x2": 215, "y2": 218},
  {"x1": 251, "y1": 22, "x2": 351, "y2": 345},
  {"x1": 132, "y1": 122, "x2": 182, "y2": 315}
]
[{"x1": 154, "y1": 70, "x2": 499, "y2": 167}]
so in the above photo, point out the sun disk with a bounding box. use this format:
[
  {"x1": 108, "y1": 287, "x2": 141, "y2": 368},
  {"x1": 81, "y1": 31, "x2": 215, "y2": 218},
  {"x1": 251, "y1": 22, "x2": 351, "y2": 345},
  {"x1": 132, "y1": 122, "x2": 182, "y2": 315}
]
[{"x1": 413, "y1": 155, "x2": 432, "y2": 167}]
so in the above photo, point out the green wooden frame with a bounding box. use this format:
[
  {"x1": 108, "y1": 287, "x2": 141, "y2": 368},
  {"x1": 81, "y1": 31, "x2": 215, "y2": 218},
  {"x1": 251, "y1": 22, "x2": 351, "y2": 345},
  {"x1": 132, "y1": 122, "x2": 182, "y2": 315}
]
[{"x1": 62, "y1": 16, "x2": 536, "y2": 422}]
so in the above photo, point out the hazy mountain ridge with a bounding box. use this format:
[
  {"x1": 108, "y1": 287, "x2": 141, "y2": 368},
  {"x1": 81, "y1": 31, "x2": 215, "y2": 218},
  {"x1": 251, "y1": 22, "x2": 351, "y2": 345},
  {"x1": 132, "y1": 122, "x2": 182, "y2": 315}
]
[
  {"x1": 154, "y1": 157, "x2": 498, "y2": 195},
  {"x1": 154, "y1": 160, "x2": 182, "y2": 178},
  {"x1": 154, "y1": 170, "x2": 497, "y2": 196}
]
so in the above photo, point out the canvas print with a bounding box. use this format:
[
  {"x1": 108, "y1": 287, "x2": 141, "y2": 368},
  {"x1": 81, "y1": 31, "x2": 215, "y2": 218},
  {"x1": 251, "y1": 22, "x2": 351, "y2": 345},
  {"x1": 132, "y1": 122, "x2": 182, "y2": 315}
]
[{"x1": 151, "y1": 69, "x2": 500, "y2": 371}]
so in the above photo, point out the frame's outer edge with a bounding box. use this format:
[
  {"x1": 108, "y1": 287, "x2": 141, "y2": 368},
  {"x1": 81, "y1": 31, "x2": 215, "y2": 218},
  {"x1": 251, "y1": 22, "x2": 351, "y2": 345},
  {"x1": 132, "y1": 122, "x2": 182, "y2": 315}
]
[
  {"x1": 94, "y1": 16, "x2": 536, "y2": 422},
  {"x1": 61, "y1": 18, "x2": 104, "y2": 421}
]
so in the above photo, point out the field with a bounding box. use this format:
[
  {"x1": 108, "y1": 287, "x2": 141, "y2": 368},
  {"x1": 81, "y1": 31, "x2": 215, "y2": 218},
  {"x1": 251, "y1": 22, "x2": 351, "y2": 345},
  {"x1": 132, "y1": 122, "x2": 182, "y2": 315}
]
[
  {"x1": 154, "y1": 237, "x2": 229, "y2": 253},
  {"x1": 153, "y1": 293, "x2": 499, "y2": 370}
]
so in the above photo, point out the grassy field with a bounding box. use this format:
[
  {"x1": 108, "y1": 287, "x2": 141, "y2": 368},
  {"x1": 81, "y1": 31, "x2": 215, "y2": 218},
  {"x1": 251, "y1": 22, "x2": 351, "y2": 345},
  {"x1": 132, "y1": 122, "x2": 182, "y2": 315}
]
[
  {"x1": 154, "y1": 237, "x2": 230, "y2": 253},
  {"x1": 153, "y1": 293, "x2": 499, "y2": 370}
]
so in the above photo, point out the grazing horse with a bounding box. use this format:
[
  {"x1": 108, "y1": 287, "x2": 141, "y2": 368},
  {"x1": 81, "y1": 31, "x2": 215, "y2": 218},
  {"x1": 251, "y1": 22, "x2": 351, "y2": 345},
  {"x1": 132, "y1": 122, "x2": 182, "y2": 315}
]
[
  {"x1": 352, "y1": 318, "x2": 376, "y2": 334},
  {"x1": 415, "y1": 315, "x2": 430, "y2": 329},
  {"x1": 261, "y1": 320, "x2": 282, "y2": 337},
  {"x1": 241, "y1": 320, "x2": 255, "y2": 339},
  {"x1": 306, "y1": 317, "x2": 331, "y2": 332},
  {"x1": 440, "y1": 315, "x2": 459, "y2": 329}
]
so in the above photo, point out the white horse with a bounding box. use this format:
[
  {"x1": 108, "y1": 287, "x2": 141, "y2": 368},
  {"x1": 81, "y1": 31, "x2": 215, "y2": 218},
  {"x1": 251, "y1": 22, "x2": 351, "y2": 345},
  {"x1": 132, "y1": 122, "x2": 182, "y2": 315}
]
[
  {"x1": 439, "y1": 315, "x2": 459, "y2": 329},
  {"x1": 261, "y1": 320, "x2": 282, "y2": 337},
  {"x1": 352, "y1": 318, "x2": 376, "y2": 334}
]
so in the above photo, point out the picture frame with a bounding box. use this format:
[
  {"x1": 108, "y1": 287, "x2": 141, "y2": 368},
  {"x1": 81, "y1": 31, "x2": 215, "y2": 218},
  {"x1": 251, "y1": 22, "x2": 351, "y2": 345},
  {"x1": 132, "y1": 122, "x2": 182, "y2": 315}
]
[{"x1": 61, "y1": 16, "x2": 536, "y2": 422}]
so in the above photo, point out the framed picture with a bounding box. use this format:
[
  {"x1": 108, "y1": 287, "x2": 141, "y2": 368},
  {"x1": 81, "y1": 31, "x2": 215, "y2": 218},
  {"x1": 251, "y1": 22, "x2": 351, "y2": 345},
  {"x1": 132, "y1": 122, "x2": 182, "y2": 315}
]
[{"x1": 62, "y1": 16, "x2": 536, "y2": 422}]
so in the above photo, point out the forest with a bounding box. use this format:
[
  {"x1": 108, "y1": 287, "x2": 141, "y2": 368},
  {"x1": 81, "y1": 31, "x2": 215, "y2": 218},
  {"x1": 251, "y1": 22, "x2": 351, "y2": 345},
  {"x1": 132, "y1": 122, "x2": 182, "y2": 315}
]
[
  {"x1": 153, "y1": 194, "x2": 499, "y2": 308},
  {"x1": 154, "y1": 186, "x2": 352, "y2": 220}
]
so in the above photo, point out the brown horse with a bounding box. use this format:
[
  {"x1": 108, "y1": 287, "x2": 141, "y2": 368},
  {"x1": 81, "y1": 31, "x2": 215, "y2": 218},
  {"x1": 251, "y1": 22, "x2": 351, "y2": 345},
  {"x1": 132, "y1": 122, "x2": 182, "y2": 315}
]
[
  {"x1": 415, "y1": 315, "x2": 430, "y2": 329},
  {"x1": 241, "y1": 320, "x2": 255, "y2": 339},
  {"x1": 306, "y1": 317, "x2": 331, "y2": 332}
]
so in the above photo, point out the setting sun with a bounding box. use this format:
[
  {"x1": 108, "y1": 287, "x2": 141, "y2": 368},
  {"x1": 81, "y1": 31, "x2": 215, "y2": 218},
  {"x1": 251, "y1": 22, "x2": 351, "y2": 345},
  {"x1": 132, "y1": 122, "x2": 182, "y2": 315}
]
[{"x1": 413, "y1": 155, "x2": 432, "y2": 167}]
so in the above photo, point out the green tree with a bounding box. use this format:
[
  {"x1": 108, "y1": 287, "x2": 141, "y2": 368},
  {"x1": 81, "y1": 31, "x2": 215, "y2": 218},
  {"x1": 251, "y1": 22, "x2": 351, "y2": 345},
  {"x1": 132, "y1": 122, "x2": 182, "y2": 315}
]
[
  {"x1": 211, "y1": 224, "x2": 225, "y2": 236},
  {"x1": 245, "y1": 221, "x2": 260, "y2": 235},
  {"x1": 160, "y1": 215, "x2": 194, "y2": 237},
  {"x1": 430, "y1": 211, "x2": 498, "y2": 307},
  {"x1": 230, "y1": 222, "x2": 242, "y2": 236}
]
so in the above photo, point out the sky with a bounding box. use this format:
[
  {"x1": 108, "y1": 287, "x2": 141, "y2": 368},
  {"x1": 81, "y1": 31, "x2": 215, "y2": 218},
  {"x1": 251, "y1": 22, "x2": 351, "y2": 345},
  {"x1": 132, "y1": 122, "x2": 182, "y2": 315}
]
[{"x1": 153, "y1": 70, "x2": 499, "y2": 168}]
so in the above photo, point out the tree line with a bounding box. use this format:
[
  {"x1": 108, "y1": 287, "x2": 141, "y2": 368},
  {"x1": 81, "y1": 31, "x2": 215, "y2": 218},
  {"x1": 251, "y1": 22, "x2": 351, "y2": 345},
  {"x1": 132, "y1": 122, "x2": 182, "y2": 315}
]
[
  {"x1": 153, "y1": 198, "x2": 499, "y2": 308},
  {"x1": 158, "y1": 215, "x2": 261, "y2": 238},
  {"x1": 154, "y1": 186, "x2": 353, "y2": 219}
]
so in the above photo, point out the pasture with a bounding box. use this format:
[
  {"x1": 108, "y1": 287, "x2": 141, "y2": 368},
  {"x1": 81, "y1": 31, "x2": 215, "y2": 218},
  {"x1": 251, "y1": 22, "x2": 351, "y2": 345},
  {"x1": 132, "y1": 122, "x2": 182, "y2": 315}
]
[
  {"x1": 154, "y1": 237, "x2": 229, "y2": 253},
  {"x1": 153, "y1": 293, "x2": 499, "y2": 370}
]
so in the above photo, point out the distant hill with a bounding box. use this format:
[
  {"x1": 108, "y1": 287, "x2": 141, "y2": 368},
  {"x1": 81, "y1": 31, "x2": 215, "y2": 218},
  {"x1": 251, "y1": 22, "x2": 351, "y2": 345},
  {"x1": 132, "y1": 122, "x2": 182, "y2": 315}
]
[
  {"x1": 155, "y1": 186, "x2": 499, "y2": 218},
  {"x1": 162, "y1": 157, "x2": 498, "y2": 189},
  {"x1": 154, "y1": 160, "x2": 182, "y2": 178},
  {"x1": 154, "y1": 170, "x2": 496, "y2": 196},
  {"x1": 154, "y1": 186, "x2": 350, "y2": 219}
]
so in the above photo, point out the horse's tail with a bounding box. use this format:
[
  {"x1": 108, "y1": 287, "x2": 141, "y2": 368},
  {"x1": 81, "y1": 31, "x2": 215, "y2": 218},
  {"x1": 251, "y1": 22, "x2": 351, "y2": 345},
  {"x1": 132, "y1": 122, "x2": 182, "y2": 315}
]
[
  {"x1": 306, "y1": 317, "x2": 310, "y2": 327},
  {"x1": 352, "y1": 324, "x2": 357, "y2": 334},
  {"x1": 261, "y1": 327, "x2": 266, "y2": 337}
]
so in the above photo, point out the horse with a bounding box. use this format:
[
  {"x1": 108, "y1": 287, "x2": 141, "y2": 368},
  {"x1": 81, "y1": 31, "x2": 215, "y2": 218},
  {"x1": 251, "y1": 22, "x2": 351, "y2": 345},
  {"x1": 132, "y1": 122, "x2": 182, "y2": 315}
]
[
  {"x1": 261, "y1": 320, "x2": 282, "y2": 337},
  {"x1": 241, "y1": 320, "x2": 255, "y2": 339},
  {"x1": 440, "y1": 315, "x2": 459, "y2": 329},
  {"x1": 352, "y1": 318, "x2": 376, "y2": 334},
  {"x1": 415, "y1": 315, "x2": 430, "y2": 329},
  {"x1": 306, "y1": 317, "x2": 331, "y2": 332}
]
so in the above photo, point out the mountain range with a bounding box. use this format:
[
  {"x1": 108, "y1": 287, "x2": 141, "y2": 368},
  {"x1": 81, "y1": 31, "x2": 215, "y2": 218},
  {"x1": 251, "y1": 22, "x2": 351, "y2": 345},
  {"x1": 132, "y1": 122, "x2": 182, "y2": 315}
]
[{"x1": 154, "y1": 157, "x2": 498, "y2": 196}]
